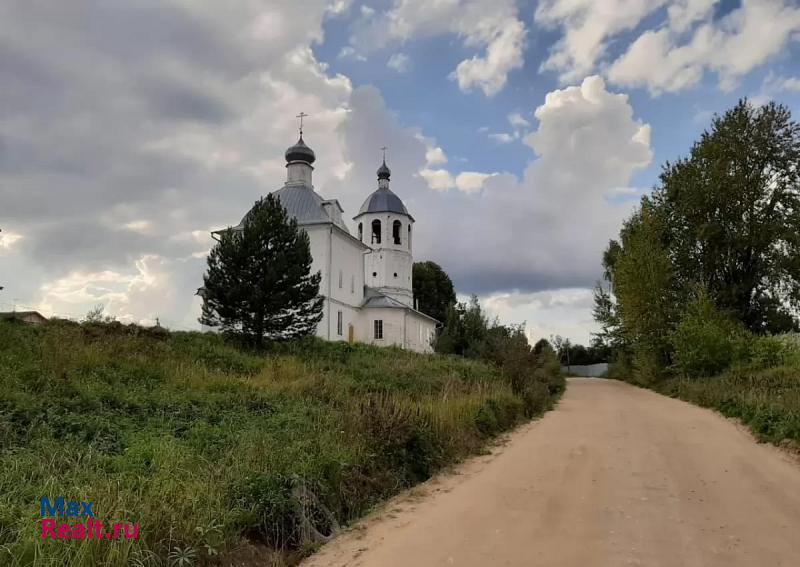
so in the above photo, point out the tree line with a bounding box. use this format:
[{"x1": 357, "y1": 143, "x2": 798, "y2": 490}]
[{"x1": 593, "y1": 99, "x2": 800, "y2": 381}]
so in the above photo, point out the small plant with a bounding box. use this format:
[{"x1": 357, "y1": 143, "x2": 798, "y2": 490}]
[
  {"x1": 194, "y1": 519, "x2": 223, "y2": 557},
  {"x1": 167, "y1": 546, "x2": 197, "y2": 567}
]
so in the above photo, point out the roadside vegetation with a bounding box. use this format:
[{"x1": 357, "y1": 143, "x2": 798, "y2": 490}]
[
  {"x1": 0, "y1": 318, "x2": 563, "y2": 566},
  {"x1": 594, "y1": 99, "x2": 800, "y2": 447}
]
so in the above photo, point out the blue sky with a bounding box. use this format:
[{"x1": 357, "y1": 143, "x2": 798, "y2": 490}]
[
  {"x1": 2, "y1": 0, "x2": 800, "y2": 343},
  {"x1": 315, "y1": 0, "x2": 800, "y2": 186}
]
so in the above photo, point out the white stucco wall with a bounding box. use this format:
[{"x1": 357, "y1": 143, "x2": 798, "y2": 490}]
[
  {"x1": 354, "y1": 211, "x2": 414, "y2": 307},
  {"x1": 304, "y1": 224, "x2": 368, "y2": 341},
  {"x1": 359, "y1": 307, "x2": 436, "y2": 353}
]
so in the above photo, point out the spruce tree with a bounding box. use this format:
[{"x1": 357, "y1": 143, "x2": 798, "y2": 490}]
[{"x1": 200, "y1": 194, "x2": 323, "y2": 346}]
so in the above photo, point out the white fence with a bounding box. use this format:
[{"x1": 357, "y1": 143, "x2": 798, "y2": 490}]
[{"x1": 561, "y1": 363, "x2": 609, "y2": 377}]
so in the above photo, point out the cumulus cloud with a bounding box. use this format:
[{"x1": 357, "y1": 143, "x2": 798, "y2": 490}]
[
  {"x1": 331, "y1": 77, "x2": 651, "y2": 298},
  {"x1": 537, "y1": 0, "x2": 800, "y2": 94},
  {"x1": 348, "y1": 0, "x2": 526, "y2": 96},
  {"x1": 535, "y1": 0, "x2": 667, "y2": 82},
  {"x1": 609, "y1": 0, "x2": 800, "y2": 94},
  {"x1": 418, "y1": 168, "x2": 456, "y2": 191},
  {"x1": 451, "y1": 19, "x2": 526, "y2": 96},
  {"x1": 1, "y1": 3, "x2": 652, "y2": 343},
  {"x1": 424, "y1": 146, "x2": 448, "y2": 166}
]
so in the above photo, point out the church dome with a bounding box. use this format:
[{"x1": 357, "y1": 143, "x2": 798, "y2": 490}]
[
  {"x1": 357, "y1": 187, "x2": 411, "y2": 218},
  {"x1": 285, "y1": 136, "x2": 316, "y2": 164},
  {"x1": 377, "y1": 159, "x2": 391, "y2": 180},
  {"x1": 356, "y1": 158, "x2": 413, "y2": 219}
]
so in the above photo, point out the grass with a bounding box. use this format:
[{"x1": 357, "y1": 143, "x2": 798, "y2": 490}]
[
  {"x1": 656, "y1": 363, "x2": 800, "y2": 445},
  {"x1": 0, "y1": 320, "x2": 563, "y2": 566},
  {"x1": 618, "y1": 333, "x2": 800, "y2": 446}
]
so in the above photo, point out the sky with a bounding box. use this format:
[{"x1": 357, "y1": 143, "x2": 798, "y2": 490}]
[{"x1": 2, "y1": 0, "x2": 800, "y2": 344}]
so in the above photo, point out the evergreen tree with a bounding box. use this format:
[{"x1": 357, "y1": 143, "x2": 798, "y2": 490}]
[{"x1": 200, "y1": 195, "x2": 323, "y2": 346}]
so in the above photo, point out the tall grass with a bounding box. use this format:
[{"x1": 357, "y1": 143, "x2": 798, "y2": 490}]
[
  {"x1": 0, "y1": 320, "x2": 562, "y2": 566},
  {"x1": 643, "y1": 333, "x2": 800, "y2": 445}
]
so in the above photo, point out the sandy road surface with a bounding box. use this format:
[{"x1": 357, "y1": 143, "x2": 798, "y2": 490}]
[{"x1": 301, "y1": 378, "x2": 800, "y2": 567}]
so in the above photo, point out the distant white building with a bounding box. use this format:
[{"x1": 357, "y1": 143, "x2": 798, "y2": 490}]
[{"x1": 208, "y1": 134, "x2": 438, "y2": 353}]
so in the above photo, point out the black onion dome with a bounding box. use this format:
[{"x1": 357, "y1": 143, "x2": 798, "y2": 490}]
[
  {"x1": 285, "y1": 136, "x2": 316, "y2": 164},
  {"x1": 377, "y1": 159, "x2": 391, "y2": 180}
]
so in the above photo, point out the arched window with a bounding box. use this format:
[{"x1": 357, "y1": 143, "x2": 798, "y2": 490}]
[
  {"x1": 371, "y1": 219, "x2": 381, "y2": 244},
  {"x1": 392, "y1": 220, "x2": 402, "y2": 245},
  {"x1": 358, "y1": 222, "x2": 363, "y2": 242},
  {"x1": 407, "y1": 225, "x2": 412, "y2": 249}
]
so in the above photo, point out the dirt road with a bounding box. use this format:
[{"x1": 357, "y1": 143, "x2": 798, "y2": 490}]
[{"x1": 301, "y1": 378, "x2": 800, "y2": 567}]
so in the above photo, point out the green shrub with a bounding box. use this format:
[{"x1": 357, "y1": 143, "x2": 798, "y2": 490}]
[
  {"x1": 670, "y1": 289, "x2": 746, "y2": 378},
  {"x1": 748, "y1": 335, "x2": 790, "y2": 369}
]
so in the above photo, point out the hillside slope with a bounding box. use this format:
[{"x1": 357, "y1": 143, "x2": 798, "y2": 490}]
[{"x1": 0, "y1": 320, "x2": 562, "y2": 566}]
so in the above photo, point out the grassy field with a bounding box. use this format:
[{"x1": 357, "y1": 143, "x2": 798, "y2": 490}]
[{"x1": 0, "y1": 320, "x2": 563, "y2": 566}]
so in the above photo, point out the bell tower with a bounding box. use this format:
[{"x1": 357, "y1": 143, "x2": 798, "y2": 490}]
[{"x1": 354, "y1": 157, "x2": 414, "y2": 307}]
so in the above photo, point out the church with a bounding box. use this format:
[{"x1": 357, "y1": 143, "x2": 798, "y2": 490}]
[{"x1": 210, "y1": 131, "x2": 438, "y2": 353}]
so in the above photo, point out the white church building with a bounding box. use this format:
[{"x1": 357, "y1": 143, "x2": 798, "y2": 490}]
[{"x1": 211, "y1": 133, "x2": 438, "y2": 353}]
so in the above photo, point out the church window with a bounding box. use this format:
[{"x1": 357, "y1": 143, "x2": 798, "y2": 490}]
[
  {"x1": 371, "y1": 220, "x2": 381, "y2": 244},
  {"x1": 338, "y1": 270, "x2": 343, "y2": 289},
  {"x1": 337, "y1": 311, "x2": 343, "y2": 336},
  {"x1": 407, "y1": 225, "x2": 412, "y2": 249},
  {"x1": 393, "y1": 272, "x2": 398, "y2": 278},
  {"x1": 350, "y1": 275, "x2": 355, "y2": 293},
  {"x1": 374, "y1": 319, "x2": 383, "y2": 340},
  {"x1": 392, "y1": 220, "x2": 402, "y2": 245},
  {"x1": 358, "y1": 223, "x2": 363, "y2": 241},
  {"x1": 372, "y1": 271, "x2": 377, "y2": 277}
]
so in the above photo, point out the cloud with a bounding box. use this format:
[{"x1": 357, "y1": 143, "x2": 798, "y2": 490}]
[
  {"x1": 538, "y1": 0, "x2": 800, "y2": 94},
  {"x1": 480, "y1": 288, "x2": 598, "y2": 345},
  {"x1": 535, "y1": 0, "x2": 667, "y2": 82},
  {"x1": 418, "y1": 168, "x2": 456, "y2": 190},
  {"x1": 1, "y1": 3, "x2": 652, "y2": 344},
  {"x1": 331, "y1": 77, "x2": 651, "y2": 298},
  {"x1": 424, "y1": 146, "x2": 448, "y2": 166},
  {"x1": 348, "y1": 0, "x2": 526, "y2": 96},
  {"x1": 755, "y1": 71, "x2": 800, "y2": 104},
  {"x1": 609, "y1": 0, "x2": 800, "y2": 94},
  {"x1": 0, "y1": 0, "x2": 353, "y2": 326},
  {"x1": 782, "y1": 77, "x2": 800, "y2": 92},
  {"x1": 338, "y1": 46, "x2": 366, "y2": 61},
  {"x1": 387, "y1": 52, "x2": 410, "y2": 73},
  {"x1": 487, "y1": 112, "x2": 531, "y2": 144},
  {"x1": 488, "y1": 133, "x2": 515, "y2": 144},
  {"x1": 508, "y1": 112, "x2": 530, "y2": 128},
  {"x1": 455, "y1": 172, "x2": 496, "y2": 193},
  {"x1": 451, "y1": 19, "x2": 526, "y2": 96},
  {"x1": 0, "y1": 231, "x2": 23, "y2": 253}
]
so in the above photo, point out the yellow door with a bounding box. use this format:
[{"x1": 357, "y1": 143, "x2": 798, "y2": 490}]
[{"x1": 348, "y1": 324, "x2": 355, "y2": 344}]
